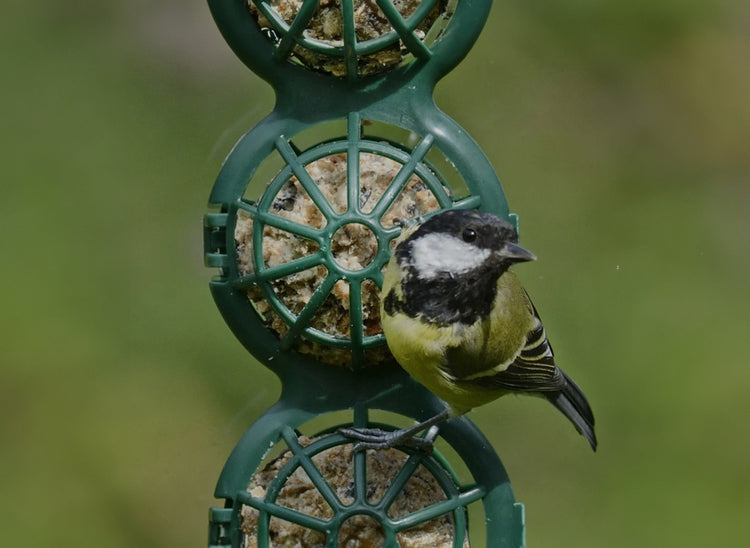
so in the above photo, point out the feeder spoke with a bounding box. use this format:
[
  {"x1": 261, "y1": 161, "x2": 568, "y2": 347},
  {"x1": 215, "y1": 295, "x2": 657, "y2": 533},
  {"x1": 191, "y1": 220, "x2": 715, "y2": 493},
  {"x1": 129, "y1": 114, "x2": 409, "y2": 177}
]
[
  {"x1": 347, "y1": 112, "x2": 361, "y2": 214},
  {"x1": 371, "y1": 134, "x2": 435, "y2": 219},
  {"x1": 353, "y1": 437, "x2": 368, "y2": 503},
  {"x1": 390, "y1": 485, "x2": 485, "y2": 532},
  {"x1": 382, "y1": 224, "x2": 402, "y2": 240},
  {"x1": 275, "y1": 137, "x2": 338, "y2": 220},
  {"x1": 252, "y1": 0, "x2": 289, "y2": 34},
  {"x1": 234, "y1": 253, "x2": 326, "y2": 288},
  {"x1": 340, "y1": 0, "x2": 359, "y2": 79},
  {"x1": 238, "y1": 200, "x2": 324, "y2": 241},
  {"x1": 237, "y1": 490, "x2": 330, "y2": 532},
  {"x1": 451, "y1": 495, "x2": 469, "y2": 548},
  {"x1": 375, "y1": 0, "x2": 432, "y2": 59},
  {"x1": 455, "y1": 484, "x2": 486, "y2": 505},
  {"x1": 378, "y1": 451, "x2": 428, "y2": 511},
  {"x1": 451, "y1": 194, "x2": 482, "y2": 211},
  {"x1": 414, "y1": 170, "x2": 458, "y2": 209},
  {"x1": 257, "y1": 253, "x2": 326, "y2": 283},
  {"x1": 281, "y1": 427, "x2": 345, "y2": 512},
  {"x1": 275, "y1": 0, "x2": 319, "y2": 59},
  {"x1": 279, "y1": 274, "x2": 339, "y2": 350},
  {"x1": 353, "y1": 402, "x2": 370, "y2": 428}
]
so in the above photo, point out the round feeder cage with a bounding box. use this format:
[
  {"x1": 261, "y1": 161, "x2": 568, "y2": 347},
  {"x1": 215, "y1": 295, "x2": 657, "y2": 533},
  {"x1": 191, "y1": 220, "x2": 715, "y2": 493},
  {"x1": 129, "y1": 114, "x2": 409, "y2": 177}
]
[{"x1": 204, "y1": 0, "x2": 526, "y2": 546}]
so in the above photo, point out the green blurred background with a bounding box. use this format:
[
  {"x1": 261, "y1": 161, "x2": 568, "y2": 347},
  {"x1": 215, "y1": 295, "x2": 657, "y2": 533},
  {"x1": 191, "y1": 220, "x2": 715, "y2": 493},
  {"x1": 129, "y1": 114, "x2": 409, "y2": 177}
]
[{"x1": 2, "y1": 0, "x2": 748, "y2": 546}]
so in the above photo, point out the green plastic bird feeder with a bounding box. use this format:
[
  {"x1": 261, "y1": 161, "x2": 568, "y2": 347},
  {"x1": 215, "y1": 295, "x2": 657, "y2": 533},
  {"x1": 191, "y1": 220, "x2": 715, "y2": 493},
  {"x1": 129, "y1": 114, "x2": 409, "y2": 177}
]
[{"x1": 204, "y1": 0, "x2": 525, "y2": 546}]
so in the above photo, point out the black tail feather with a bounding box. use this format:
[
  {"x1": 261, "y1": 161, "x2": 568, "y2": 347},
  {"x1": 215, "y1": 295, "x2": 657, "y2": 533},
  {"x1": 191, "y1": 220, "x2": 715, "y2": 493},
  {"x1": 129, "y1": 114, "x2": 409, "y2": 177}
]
[{"x1": 546, "y1": 370, "x2": 597, "y2": 451}]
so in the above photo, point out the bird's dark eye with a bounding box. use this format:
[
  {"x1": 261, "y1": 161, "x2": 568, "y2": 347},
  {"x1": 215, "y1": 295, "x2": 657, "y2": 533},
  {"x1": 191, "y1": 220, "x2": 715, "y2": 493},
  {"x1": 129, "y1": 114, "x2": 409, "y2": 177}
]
[{"x1": 462, "y1": 228, "x2": 477, "y2": 242}]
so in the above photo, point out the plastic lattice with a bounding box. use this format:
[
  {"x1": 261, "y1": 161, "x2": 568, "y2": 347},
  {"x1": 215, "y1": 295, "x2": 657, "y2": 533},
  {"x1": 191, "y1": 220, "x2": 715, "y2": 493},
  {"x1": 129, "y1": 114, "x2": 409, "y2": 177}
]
[{"x1": 204, "y1": 0, "x2": 526, "y2": 546}]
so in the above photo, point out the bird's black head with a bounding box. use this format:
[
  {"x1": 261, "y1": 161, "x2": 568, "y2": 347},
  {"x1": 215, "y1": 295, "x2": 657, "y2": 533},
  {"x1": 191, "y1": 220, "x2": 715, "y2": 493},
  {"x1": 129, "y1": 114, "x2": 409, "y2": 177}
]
[{"x1": 396, "y1": 209, "x2": 536, "y2": 281}]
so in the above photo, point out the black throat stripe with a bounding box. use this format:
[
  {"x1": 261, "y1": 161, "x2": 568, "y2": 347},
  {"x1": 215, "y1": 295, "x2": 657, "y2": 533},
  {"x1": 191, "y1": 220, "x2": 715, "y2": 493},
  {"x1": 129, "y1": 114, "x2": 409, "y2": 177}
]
[{"x1": 384, "y1": 268, "x2": 499, "y2": 326}]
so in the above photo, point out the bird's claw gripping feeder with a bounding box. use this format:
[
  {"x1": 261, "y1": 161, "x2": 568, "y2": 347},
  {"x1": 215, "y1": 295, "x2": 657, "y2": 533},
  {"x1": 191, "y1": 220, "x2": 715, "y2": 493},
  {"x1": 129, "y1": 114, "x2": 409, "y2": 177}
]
[{"x1": 203, "y1": 0, "x2": 525, "y2": 546}]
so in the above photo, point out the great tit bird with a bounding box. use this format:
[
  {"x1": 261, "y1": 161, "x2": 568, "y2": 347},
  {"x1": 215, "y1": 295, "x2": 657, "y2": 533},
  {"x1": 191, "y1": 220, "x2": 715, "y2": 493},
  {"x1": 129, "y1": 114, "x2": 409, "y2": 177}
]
[{"x1": 341, "y1": 209, "x2": 597, "y2": 451}]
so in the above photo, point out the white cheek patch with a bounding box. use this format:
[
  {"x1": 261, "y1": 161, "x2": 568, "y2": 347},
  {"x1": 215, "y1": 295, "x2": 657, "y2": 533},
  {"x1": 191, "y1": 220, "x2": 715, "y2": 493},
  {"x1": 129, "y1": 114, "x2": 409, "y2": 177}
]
[{"x1": 408, "y1": 233, "x2": 491, "y2": 279}]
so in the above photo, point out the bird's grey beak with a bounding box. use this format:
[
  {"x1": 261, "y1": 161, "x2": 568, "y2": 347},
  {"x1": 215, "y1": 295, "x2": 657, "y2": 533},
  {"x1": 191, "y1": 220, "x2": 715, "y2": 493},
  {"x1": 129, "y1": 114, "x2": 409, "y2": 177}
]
[{"x1": 498, "y1": 242, "x2": 537, "y2": 263}]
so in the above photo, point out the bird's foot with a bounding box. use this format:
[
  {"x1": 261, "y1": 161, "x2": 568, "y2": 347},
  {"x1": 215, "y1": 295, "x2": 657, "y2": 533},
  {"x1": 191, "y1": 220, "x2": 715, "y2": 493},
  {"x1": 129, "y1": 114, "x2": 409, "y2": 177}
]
[{"x1": 338, "y1": 426, "x2": 436, "y2": 452}]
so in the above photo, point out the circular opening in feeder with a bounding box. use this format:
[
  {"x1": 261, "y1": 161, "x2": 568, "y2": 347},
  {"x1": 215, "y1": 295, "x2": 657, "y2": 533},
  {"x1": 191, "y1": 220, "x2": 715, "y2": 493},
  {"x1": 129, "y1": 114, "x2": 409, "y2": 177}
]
[
  {"x1": 241, "y1": 430, "x2": 472, "y2": 547},
  {"x1": 235, "y1": 142, "x2": 449, "y2": 368},
  {"x1": 248, "y1": 0, "x2": 455, "y2": 78},
  {"x1": 331, "y1": 222, "x2": 378, "y2": 271}
]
